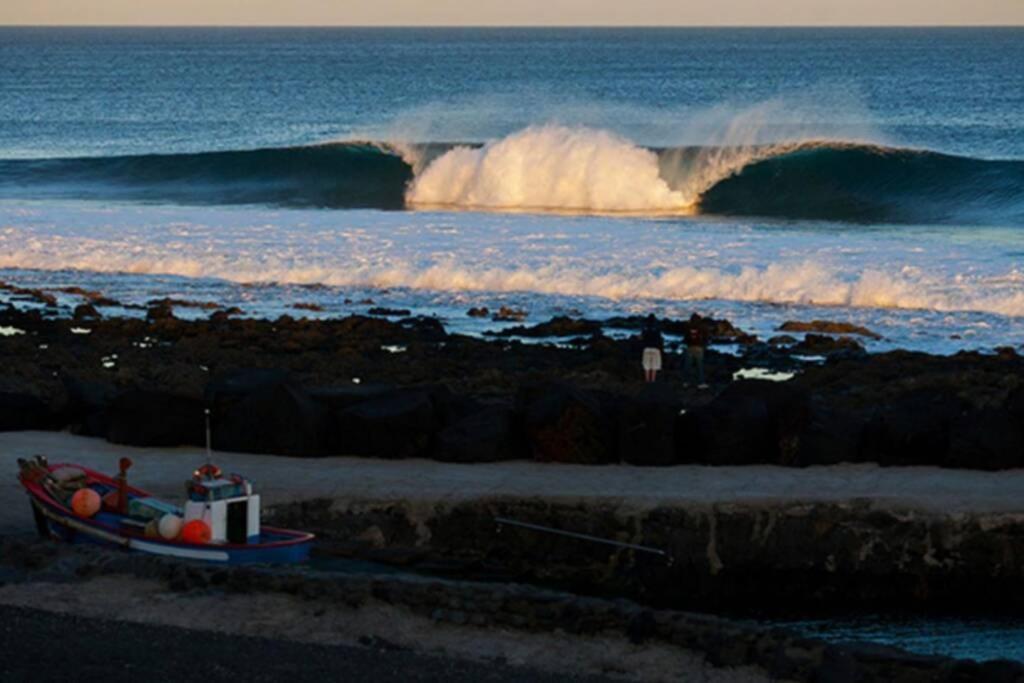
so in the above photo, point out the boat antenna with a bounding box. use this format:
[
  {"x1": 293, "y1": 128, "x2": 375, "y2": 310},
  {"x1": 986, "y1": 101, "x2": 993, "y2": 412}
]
[{"x1": 205, "y1": 408, "x2": 213, "y2": 462}]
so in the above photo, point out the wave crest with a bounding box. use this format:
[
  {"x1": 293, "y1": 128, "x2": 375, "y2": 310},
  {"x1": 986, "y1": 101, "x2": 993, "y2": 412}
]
[{"x1": 406, "y1": 125, "x2": 690, "y2": 213}]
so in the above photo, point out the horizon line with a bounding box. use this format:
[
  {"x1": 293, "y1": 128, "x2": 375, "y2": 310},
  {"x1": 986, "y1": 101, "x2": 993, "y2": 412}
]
[{"x1": 2, "y1": 23, "x2": 1023, "y2": 29}]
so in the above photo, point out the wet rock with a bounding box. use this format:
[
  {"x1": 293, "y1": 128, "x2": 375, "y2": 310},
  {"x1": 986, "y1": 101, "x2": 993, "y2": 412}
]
[
  {"x1": 520, "y1": 383, "x2": 615, "y2": 464},
  {"x1": 487, "y1": 316, "x2": 602, "y2": 338},
  {"x1": 780, "y1": 320, "x2": 882, "y2": 340},
  {"x1": 292, "y1": 302, "x2": 324, "y2": 312},
  {"x1": 0, "y1": 281, "x2": 57, "y2": 307},
  {"x1": 146, "y1": 300, "x2": 175, "y2": 321},
  {"x1": 0, "y1": 392, "x2": 55, "y2": 431},
  {"x1": 792, "y1": 334, "x2": 865, "y2": 355},
  {"x1": 55, "y1": 286, "x2": 122, "y2": 307},
  {"x1": 492, "y1": 306, "x2": 528, "y2": 322},
  {"x1": 105, "y1": 390, "x2": 205, "y2": 447},
  {"x1": 768, "y1": 335, "x2": 797, "y2": 346},
  {"x1": 436, "y1": 405, "x2": 519, "y2": 463},
  {"x1": 466, "y1": 307, "x2": 489, "y2": 318},
  {"x1": 368, "y1": 307, "x2": 412, "y2": 317},
  {"x1": 398, "y1": 316, "x2": 447, "y2": 342},
  {"x1": 208, "y1": 307, "x2": 243, "y2": 322},
  {"x1": 72, "y1": 303, "x2": 101, "y2": 321},
  {"x1": 146, "y1": 297, "x2": 220, "y2": 310}
]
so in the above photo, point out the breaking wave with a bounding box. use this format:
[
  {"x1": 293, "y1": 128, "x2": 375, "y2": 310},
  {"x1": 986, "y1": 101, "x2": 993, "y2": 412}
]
[{"x1": 1, "y1": 127, "x2": 1022, "y2": 223}]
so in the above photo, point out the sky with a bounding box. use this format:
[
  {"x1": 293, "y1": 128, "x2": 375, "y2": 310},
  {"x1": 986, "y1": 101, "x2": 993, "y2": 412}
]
[{"x1": 2, "y1": 0, "x2": 1023, "y2": 27}]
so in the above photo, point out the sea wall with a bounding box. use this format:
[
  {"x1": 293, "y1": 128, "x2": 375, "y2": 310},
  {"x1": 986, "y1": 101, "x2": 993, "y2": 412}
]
[{"x1": 266, "y1": 496, "x2": 1024, "y2": 615}]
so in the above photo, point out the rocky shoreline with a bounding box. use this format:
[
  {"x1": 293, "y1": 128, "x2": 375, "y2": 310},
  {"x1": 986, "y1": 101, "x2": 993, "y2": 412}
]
[{"x1": 2, "y1": 295, "x2": 1023, "y2": 470}]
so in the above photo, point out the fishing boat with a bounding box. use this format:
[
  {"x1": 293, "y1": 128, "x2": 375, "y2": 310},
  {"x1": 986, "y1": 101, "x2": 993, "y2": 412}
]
[{"x1": 17, "y1": 454, "x2": 314, "y2": 564}]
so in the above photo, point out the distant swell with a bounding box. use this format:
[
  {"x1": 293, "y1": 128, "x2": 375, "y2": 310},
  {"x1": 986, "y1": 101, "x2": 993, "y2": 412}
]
[
  {"x1": 695, "y1": 143, "x2": 1024, "y2": 223},
  {"x1": 0, "y1": 143, "x2": 415, "y2": 210},
  {"x1": 1, "y1": 129, "x2": 1022, "y2": 224}
]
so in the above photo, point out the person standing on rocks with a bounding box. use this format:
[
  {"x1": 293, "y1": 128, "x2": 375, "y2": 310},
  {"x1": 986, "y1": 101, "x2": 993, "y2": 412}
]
[
  {"x1": 683, "y1": 318, "x2": 709, "y2": 389},
  {"x1": 640, "y1": 314, "x2": 664, "y2": 383}
]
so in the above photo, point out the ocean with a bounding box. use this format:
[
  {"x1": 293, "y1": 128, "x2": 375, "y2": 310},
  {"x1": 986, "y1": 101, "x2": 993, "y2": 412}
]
[{"x1": 1, "y1": 27, "x2": 1023, "y2": 352}]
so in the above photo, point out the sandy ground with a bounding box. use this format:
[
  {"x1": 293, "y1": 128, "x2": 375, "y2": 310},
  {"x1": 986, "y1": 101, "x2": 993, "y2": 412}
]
[
  {"x1": 4, "y1": 430, "x2": 1024, "y2": 534},
  {"x1": 0, "y1": 577, "x2": 766, "y2": 683}
]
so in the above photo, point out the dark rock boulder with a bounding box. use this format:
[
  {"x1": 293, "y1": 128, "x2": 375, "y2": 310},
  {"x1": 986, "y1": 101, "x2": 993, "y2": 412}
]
[
  {"x1": 519, "y1": 383, "x2": 616, "y2": 464},
  {"x1": 368, "y1": 307, "x2": 412, "y2": 317},
  {"x1": 676, "y1": 380, "x2": 810, "y2": 465},
  {"x1": 146, "y1": 300, "x2": 176, "y2": 321},
  {"x1": 946, "y1": 408, "x2": 1024, "y2": 470},
  {"x1": 308, "y1": 384, "x2": 397, "y2": 413},
  {"x1": 332, "y1": 388, "x2": 441, "y2": 459},
  {"x1": 207, "y1": 370, "x2": 325, "y2": 457},
  {"x1": 0, "y1": 392, "x2": 55, "y2": 431},
  {"x1": 398, "y1": 316, "x2": 447, "y2": 342},
  {"x1": 492, "y1": 306, "x2": 528, "y2": 322},
  {"x1": 780, "y1": 320, "x2": 882, "y2": 340},
  {"x1": 488, "y1": 316, "x2": 602, "y2": 338},
  {"x1": 105, "y1": 390, "x2": 205, "y2": 447},
  {"x1": 61, "y1": 376, "x2": 119, "y2": 437},
  {"x1": 617, "y1": 383, "x2": 681, "y2": 466},
  {"x1": 792, "y1": 334, "x2": 866, "y2": 356},
  {"x1": 436, "y1": 405, "x2": 519, "y2": 463},
  {"x1": 792, "y1": 401, "x2": 865, "y2": 466},
  {"x1": 72, "y1": 303, "x2": 101, "y2": 321},
  {"x1": 206, "y1": 368, "x2": 290, "y2": 399},
  {"x1": 860, "y1": 389, "x2": 964, "y2": 466}
]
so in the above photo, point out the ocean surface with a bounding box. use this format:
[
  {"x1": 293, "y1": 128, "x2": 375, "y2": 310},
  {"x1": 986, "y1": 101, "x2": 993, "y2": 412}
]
[{"x1": 1, "y1": 27, "x2": 1023, "y2": 352}]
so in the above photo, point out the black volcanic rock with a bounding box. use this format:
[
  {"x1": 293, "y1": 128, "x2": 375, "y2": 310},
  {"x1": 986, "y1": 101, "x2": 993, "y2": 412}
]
[
  {"x1": 61, "y1": 376, "x2": 119, "y2": 437},
  {"x1": 487, "y1": 316, "x2": 602, "y2": 338},
  {"x1": 617, "y1": 383, "x2": 680, "y2": 466},
  {"x1": 208, "y1": 370, "x2": 325, "y2": 457},
  {"x1": 106, "y1": 390, "x2": 205, "y2": 447},
  {"x1": 436, "y1": 405, "x2": 519, "y2": 463},
  {"x1": 780, "y1": 319, "x2": 882, "y2": 340},
  {"x1": 519, "y1": 383, "x2": 615, "y2": 464},
  {"x1": 72, "y1": 303, "x2": 101, "y2": 322},
  {"x1": 333, "y1": 388, "x2": 441, "y2": 459},
  {"x1": 677, "y1": 380, "x2": 810, "y2": 465},
  {"x1": 0, "y1": 392, "x2": 55, "y2": 431}
]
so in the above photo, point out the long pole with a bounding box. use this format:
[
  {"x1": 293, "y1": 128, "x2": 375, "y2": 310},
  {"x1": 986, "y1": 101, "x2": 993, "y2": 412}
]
[
  {"x1": 494, "y1": 516, "x2": 670, "y2": 559},
  {"x1": 205, "y1": 408, "x2": 212, "y2": 462}
]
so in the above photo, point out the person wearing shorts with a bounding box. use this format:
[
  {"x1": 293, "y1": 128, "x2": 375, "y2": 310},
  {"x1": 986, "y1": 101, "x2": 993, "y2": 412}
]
[{"x1": 640, "y1": 314, "x2": 664, "y2": 383}]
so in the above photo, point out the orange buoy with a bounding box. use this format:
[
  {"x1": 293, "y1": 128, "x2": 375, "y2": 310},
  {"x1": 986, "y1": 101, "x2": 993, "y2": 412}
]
[
  {"x1": 181, "y1": 519, "x2": 211, "y2": 544},
  {"x1": 70, "y1": 488, "x2": 101, "y2": 517}
]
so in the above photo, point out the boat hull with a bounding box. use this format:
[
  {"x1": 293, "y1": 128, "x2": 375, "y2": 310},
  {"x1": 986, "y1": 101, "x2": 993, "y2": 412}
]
[{"x1": 23, "y1": 464, "x2": 314, "y2": 565}]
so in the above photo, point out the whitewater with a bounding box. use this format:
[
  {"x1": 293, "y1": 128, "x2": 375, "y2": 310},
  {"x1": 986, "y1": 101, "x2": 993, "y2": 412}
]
[{"x1": 2, "y1": 200, "x2": 1023, "y2": 354}]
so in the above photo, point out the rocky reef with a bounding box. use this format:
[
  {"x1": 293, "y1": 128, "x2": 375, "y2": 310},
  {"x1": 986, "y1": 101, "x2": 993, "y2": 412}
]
[{"x1": 2, "y1": 302, "x2": 1022, "y2": 470}]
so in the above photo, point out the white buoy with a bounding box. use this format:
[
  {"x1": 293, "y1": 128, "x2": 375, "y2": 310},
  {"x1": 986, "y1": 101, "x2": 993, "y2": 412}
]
[{"x1": 158, "y1": 513, "x2": 184, "y2": 540}]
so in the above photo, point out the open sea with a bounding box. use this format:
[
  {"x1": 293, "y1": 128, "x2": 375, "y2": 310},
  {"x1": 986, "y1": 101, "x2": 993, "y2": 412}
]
[{"x1": 1, "y1": 27, "x2": 1023, "y2": 350}]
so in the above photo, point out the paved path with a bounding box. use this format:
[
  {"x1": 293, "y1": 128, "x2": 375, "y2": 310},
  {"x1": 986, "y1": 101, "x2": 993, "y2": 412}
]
[{"x1": 3, "y1": 430, "x2": 1024, "y2": 535}]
